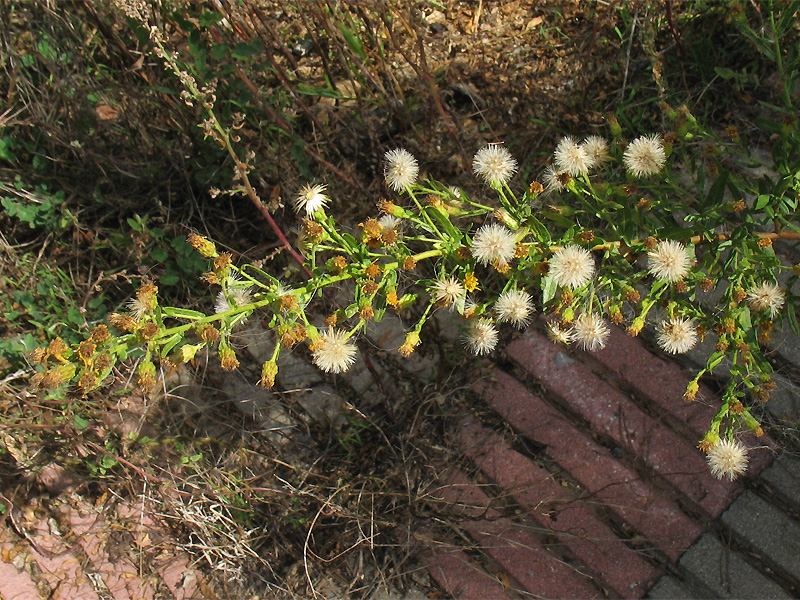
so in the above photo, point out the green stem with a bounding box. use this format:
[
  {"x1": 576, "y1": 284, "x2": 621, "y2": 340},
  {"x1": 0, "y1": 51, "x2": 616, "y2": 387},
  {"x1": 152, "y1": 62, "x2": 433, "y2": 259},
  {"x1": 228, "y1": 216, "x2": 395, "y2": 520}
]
[{"x1": 769, "y1": 8, "x2": 792, "y2": 109}]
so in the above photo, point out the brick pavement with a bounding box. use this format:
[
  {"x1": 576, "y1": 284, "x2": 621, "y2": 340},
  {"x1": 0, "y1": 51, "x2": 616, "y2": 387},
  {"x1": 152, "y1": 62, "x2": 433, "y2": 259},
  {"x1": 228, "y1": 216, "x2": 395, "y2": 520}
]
[
  {"x1": 3, "y1": 316, "x2": 799, "y2": 599},
  {"x1": 0, "y1": 494, "x2": 204, "y2": 600},
  {"x1": 415, "y1": 319, "x2": 800, "y2": 599}
]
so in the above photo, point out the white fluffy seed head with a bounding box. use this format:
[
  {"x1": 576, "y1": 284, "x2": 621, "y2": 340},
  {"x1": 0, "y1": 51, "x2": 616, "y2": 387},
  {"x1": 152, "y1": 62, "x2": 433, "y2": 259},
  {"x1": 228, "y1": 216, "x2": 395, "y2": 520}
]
[
  {"x1": 495, "y1": 289, "x2": 534, "y2": 328},
  {"x1": 473, "y1": 145, "x2": 517, "y2": 188},
  {"x1": 656, "y1": 317, "x2": 698, "y2": 354},
  {"x1": 542, "y1": 166, "x2": 569, "y2": 191},
  {"x1": 570, "y1": 312, "x2": 610, "y2": 351},
  {"x1": 623, "y1": 134, "x2": 666, "y2": 177},
  {"x1": 746, "y1": 281, "x2": 785, "y2": 318},
  {"x1": 295, "y1": 183, "x2": 330, "y2": 216},
  {"x1": 471, "y1": 223, "x2": 517, "y2": 269},
  {"x1": 546, "y1": 321, "x2": 572, "y2": 345},
  {"x1": 647, "y1": 240, "x2": 691, "y2": 283},
  {"x1": 582, "y1": 135, "x2": 610, "y2": 165},
  {"x1": 549, "y1": 245, "x2": 595, "y2": 290},
  {"x1": 707, "y1": 438, "x2": 749, "y2": 481},
  {"x1": 431, "y1": 276, "x2": 466, "y2": 310},
  {"x1": 384, "y1": 148, "x2": 419, "y2": 192},
  {"x1": 554, "y1": 136, "x2": 593, "y2": 176},
  {"x1": 463, "y1": 318, "x2": 499, "y2": 355},
  {"x1": 215, "y1": 288, "x2": 253, "y2": 314},
  {"x1": 312, "y1": 328, "x2": 358, "y2": 373}
]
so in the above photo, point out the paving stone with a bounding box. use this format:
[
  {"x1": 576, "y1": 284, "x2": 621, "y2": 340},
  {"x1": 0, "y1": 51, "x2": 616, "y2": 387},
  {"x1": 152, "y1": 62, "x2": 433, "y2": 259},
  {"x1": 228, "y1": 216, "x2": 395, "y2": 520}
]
[
  {"x1": 424, "y1": 547, "x2": 515, "y2": 599},
  {"x1": 588, "y1": 323, "x2": 717, "y2": 436},
  {"x1": 763, "y1": 372, "x2": 800, "y2": 425},
  {"x1": 365, "y1": 314, "x2": 440, "y2": 380},
  {"x1": 477, "y1": 368, "x2": 702, "y2": 561},
  {"x1": 433, "y1": 470, "x2": 603, "y2": 598},
  {"x1": 679, "y1": 532, "x2": 790, "y2": 599},
  {"x1": 113, "y1": 502, "x2": 204, "y2": 600},
  {"x1": 645, "y1": 575, "x2": 700, "y2": 599},
  {"x1": 721, "y1": 490, "x2": 800, "y2": 581},
  {"x1": 0, "y1": 529, "x2": 42, "y2": 600},
  {"x1": 369, "y1": 587, "x2": 429, "y2": 600},
  {"x1": 20, "y1": 516, "x2": 100, "y2": 600},
  {"x1": 458, "y1": 417, "x2": 660, "y2": 597},
  {"x1": 759, "y1": 454, "x2": 800, "y2": 506},
  {"x1": 671, "y1": 322, "x2": 800, "y2": 426},
  {"x1": 57, "y1": 501, "x2": 155, "y2": 600},
  {"x1": 507, "y1": 329, "x2": 739, "y2": 516}
]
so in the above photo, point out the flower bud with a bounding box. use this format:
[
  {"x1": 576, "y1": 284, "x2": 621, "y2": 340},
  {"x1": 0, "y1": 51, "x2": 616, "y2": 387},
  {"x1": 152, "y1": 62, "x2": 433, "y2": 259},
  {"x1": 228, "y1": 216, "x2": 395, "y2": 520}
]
[
  {"x1": 627, "y1": 316, "x2": 645, "y2": 337},
  {"x1": 258, "y1": 360, "x2": 279, "y2": 389},
  {"x1": 136, "y1": 360, "x2": 157, "y2": 391},
  {"x1": 697, "y1": 431, "x2": 720, "y2": 453},
  {"x1": 177, "y1": 343, "x2": 203, "y2": 363},
  {"x1": 684, "y1": 380, "x2": 699, "y2": 402},
  {"x1": 219, "y1": 345, "x2": 239, "y2": 371},
  {"x1": 399, "y1": 331, "x2": 421, "y2": 357},
  {"x1": 188, "y1": 233, "x2": 219, "y2": 258},
  {"x1": 493, "y1": 208, "x2": 519, "y2": 230},
  {"x1": 607, "y1": 114, "x2": 622, "y2": 138}
]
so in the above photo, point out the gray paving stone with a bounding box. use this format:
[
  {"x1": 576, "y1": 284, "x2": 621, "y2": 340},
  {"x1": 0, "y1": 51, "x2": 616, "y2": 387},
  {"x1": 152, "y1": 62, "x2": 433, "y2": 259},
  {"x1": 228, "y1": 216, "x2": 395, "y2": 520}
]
[
  {"x1": 760, "y1": 454, "x2": 800, "y2": 505},
  {"x1": 678, "y1": 533, "x2": 790, "y2": 599},
  {"x1": 721, "y1": 490, "x2": 800, "y2": 580},
  {"x1": 763, "y1": 373, "x2": 800, "y2": 424},
  {"x1": 645, "y1": 575, "x2": 700, "y2": 599}
]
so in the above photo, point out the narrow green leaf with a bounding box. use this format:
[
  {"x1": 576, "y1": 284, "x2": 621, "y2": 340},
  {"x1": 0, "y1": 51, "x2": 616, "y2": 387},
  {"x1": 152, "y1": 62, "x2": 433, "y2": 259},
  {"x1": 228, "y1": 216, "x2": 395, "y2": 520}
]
[{"x1": 162, "y1": 307, "x2": 206, "y2": 320}]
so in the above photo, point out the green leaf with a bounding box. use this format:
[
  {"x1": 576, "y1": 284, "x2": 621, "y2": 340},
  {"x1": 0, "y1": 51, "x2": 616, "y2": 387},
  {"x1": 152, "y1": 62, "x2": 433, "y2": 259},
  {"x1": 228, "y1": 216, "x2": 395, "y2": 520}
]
[
  {"x1": 0, "y1": 137, "x2": 16, "y2": 162},
  {"x1": 73, "y1": 415, "x2": 90, "y2": 430},
  {"x1": 527, "y1": 216, "x2": 551, "y2": 244},
  {"x1": 788, "y1": 305, "x2": 800, "y2": 336},
  {"x1": 337, "y1": 23, "x2": 365, "y2": 59},
  {"x1": 714, "y1": 66, "x2": 736, "y2": 80},
  {"x1": 705, "y1": 172, "x2": 728, "y2": 207},
  {"x1": 162, "y1": 307, "x2": 206, "y2": 320},
  {"x1": 211, "y1": 43, "x2": 229, "y2": 60},
  {"x1": 198, "y1": 11, "x2": 224, "y2": 26},
  {"x1": 160, "y1": 332, "x2": 184, "y2": 358},
  {"x1": 295, "y1": 83, "x2": 345, "y2": 98},
  {"x1": 541, "y1": 276, "x2": 558, "y2": 305},
  {"x1": 150, "y1": 247, "x2": 169, "y2": 262},
  {"x1": 706, "y1": 352, "x2": 725, "y2": 372},
  {"x1": 160, "y1": 271, "x2": 179, "y2": 286},
  {"x1": 232, "y1": 41, "x2": 262, "y2": 59},
  {"x1": 754, "y1": 195, "x2": 771, "y2": 210}
]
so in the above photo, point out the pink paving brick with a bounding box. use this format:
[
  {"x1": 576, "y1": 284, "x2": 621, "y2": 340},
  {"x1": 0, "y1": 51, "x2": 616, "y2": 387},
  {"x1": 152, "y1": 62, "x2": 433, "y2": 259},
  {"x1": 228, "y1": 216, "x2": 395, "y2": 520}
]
[
  {"x1": 0, "y1": 527, "x2": 41, "y2": 600},
  {"x1": 57, "y1": 502, "x2": 155, "y2": 600},
  {"x1": 506, "y1": 328, "x2": 739, "y2": 515},
  {"x1": 476, "y1": 369, "x2": 703, "y2": 561},
  {"x1": 433, "y1": 471, "x2": 604, "y2": 598},
  {"x1": 22, "y1": 517, "x2": 100, "y2": 600},
  {"x1": 583, "y1": 324, "x2": 774, "y2": 475},
  {"x1": 424, "y1": 547, "x2": 516, "y2": 600},
  {"x1": 156, "y1": 556, "x2": 202, "y2": 600},
  {"x1": 114, "y1": 501, "x2": 203, "y2": 600},
  {"x1": 458, "y1": 417, "x2": 660, "y2": 598}
]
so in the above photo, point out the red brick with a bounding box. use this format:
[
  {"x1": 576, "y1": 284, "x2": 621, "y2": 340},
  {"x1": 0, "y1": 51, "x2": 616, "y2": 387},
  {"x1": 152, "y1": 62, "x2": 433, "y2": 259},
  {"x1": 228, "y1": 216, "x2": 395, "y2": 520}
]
[
  {"x1": 506, "y1": 329, "x2": 737, "y2": 515},
  {"x1": 58, "y1": 502, "x2": 155, "y2": 600},
  {"x1": 458, "y1": 418, "x2": 660, "y2": 598},
  {"x1": 432, "y1": 471, "x2": 604, "y2": 598},
  {"x1": 424, "y1": 547, "x2": 516, "y2": 599},
  {"x1": 0, "y1": 527, "x2": 42, "y2": 600},
  {"x1": 476, "y1": 369, "x2": 702, "y2": 561},
  {"x1": 22, "y1": 517, "x2": 100, "y2": 600},
  {"x1": 115, "y1": 502, "x2": 203, "y2": 600},
  {"x1": 156, "y1": 556, "x2": 202, "y2": 600},
  {"x1": 584, "y1": 325, "x2": 774, "y2": 476}
]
